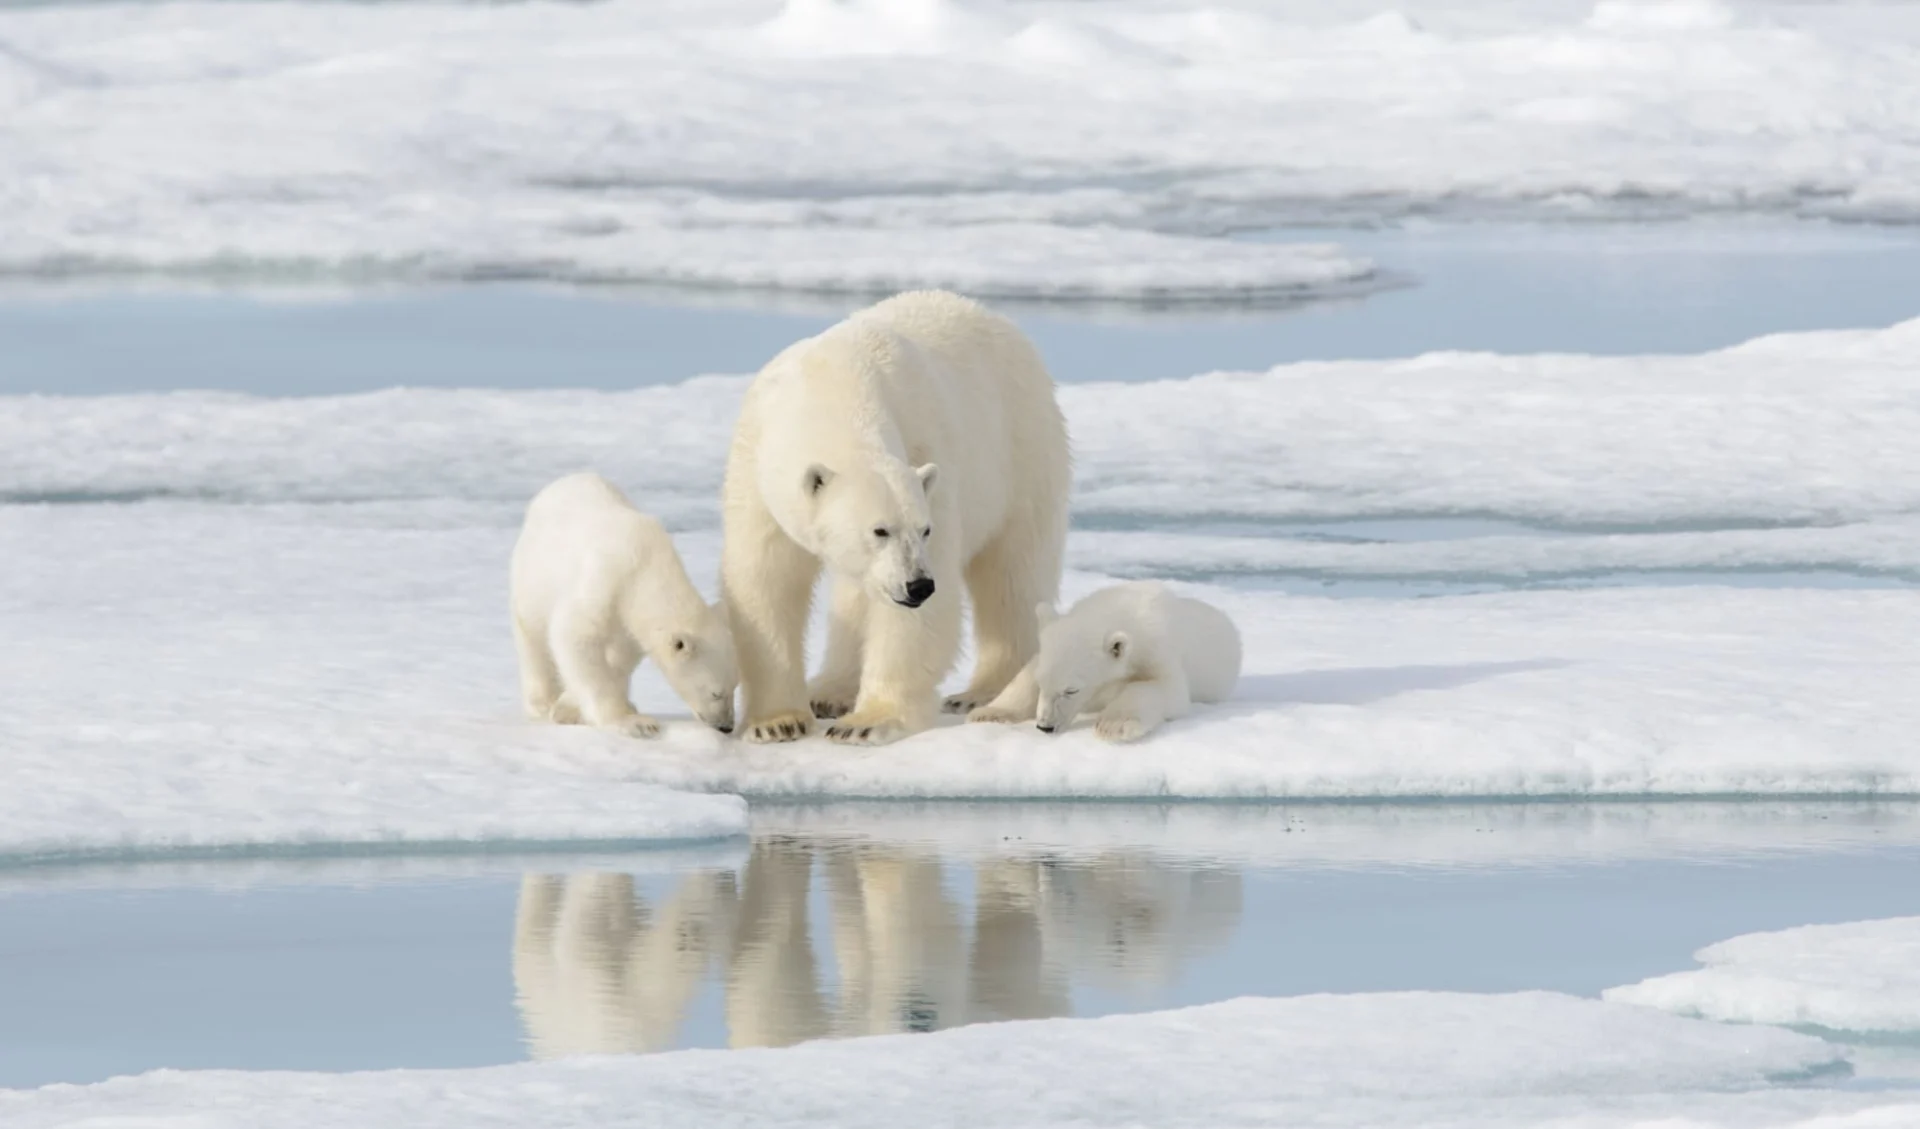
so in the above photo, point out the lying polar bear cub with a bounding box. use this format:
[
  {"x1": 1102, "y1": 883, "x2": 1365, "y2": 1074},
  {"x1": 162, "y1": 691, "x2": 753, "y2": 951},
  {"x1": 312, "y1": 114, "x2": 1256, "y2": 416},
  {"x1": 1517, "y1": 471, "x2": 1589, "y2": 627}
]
[
  {"x1": 511, "y1": 473, "x2": 738, "y2": 738},
  {"x1": 969, "y1": 581, "x2": 1242, "y2": 742}
]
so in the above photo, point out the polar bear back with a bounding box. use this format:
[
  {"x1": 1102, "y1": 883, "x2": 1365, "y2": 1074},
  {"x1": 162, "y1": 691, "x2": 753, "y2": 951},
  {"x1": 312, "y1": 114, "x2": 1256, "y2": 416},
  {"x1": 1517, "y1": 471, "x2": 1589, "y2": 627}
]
[
  {"x1": 510, "y1": 472, "x2": 697, "y2": 630},
  {"x1": 746, "y1": 290, "x2": 1069, "y2": 560},
  {"x1": 1068, "y1": 582, "x2": 1241, "y2": 704},
  {"x1": 1167, "y1": 594, "x2": 1242, "y2": 703}
]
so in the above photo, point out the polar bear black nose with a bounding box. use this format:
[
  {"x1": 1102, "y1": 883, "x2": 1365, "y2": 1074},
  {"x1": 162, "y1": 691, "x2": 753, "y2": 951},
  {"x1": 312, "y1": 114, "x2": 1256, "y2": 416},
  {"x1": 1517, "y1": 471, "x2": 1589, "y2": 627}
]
[{"x1": 903, "y1": 576, "x2": 936, "y2": 607}]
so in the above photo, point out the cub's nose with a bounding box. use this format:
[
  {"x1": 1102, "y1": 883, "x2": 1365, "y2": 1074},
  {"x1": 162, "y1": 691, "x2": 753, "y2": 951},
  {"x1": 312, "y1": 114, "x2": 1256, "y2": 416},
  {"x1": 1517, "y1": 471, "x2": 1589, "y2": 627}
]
[{"x1": 903, "y1": 576, "x2": 936, "y2": 606}]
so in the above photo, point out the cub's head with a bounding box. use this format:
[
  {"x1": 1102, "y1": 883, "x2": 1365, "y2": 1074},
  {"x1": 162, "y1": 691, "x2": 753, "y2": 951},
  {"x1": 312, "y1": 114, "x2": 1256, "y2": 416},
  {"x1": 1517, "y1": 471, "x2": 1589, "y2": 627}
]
[
  {"x1": 650, "y1": 600, "x2": 739, "y2": 733},
  {"x1": 801, "y1": 460, "x2": 939, "y2": 609},
  {"x1": 1032, "y1": 602, "x2": 1134, "y2": 734}
]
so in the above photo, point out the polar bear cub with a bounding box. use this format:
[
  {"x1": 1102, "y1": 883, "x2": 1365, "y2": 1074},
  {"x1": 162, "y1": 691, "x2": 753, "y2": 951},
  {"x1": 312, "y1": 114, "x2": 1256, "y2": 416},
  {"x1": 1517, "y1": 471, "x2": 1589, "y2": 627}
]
[
  {"x1": 510, "y1": 473, "x2": 738, "y2": 738},
  {"x1": 969, "y1": 582, "x2": 1241, "y2": 742}
]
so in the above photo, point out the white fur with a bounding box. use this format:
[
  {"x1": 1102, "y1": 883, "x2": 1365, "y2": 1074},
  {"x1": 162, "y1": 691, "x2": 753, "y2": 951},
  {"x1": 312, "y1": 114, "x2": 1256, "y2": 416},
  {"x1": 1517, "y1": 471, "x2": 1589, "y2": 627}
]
[
  {"x1": 969, "y1": 581, "x2": 1241, "y2": 742},
  {"x1": 720, "y1": 290, "x2": 1071, "y2": 746},
  {"x1": 510, "y1": 472, "x2": 738, "y2": 737}
]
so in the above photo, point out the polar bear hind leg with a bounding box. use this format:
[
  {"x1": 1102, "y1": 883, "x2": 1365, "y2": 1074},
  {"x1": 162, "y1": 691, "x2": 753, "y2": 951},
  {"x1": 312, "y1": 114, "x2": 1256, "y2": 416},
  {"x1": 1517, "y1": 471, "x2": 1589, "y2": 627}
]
[
  {"x1": 942, "y1": 522, "x2": 1061, "y2": 715},
  {"x1": 1094, "y1": 668, "x2": 1192, "y2": 744},
  {"x1": 808, "y1": 578, "x2": 867, "y2": 720},
  {"x1": 548, "y1": 605, "x2": 660, "y2": 739}
]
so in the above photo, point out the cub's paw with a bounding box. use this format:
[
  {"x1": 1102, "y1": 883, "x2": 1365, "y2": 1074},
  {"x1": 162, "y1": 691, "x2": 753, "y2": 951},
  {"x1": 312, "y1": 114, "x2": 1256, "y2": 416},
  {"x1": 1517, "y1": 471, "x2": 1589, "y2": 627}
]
[
  {"x1": 823, "y1": 712, "x2": 913, "y2": 746},
  {"x1": 1094, "y1": 712, "x2": 1153, "y2": 743},
  {"x1": 744, "y1": 710, "x2": 814, "y2": 744},
  {"x1": 606, "y1": 713, "x2": 662, "y2": 740},
  {"x1": 546, "y1": 696, "x2": 584, "y2": 725},
  {"x1": 966, "y1": 705, "x2": 1029, "y2": 725},
  {"x1": 809, "y1": 696, "x2": 854, "y2": 720}
]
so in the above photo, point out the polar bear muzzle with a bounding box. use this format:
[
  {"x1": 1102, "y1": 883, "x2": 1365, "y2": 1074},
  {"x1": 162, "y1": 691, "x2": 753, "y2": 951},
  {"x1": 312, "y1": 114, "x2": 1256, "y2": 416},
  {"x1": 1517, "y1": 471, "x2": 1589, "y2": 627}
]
[{"x1": 899, "y1": 574, "x2": 936, "y2": 608}]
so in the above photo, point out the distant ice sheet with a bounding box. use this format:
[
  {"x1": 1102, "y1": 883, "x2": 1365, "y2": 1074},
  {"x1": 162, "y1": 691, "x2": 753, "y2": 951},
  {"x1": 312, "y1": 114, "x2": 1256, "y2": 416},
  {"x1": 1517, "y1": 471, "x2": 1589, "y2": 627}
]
[
  {"x1": 4, "y1": 0, "x2": 1920, "y2": 290},
  {"x1": 6, "y1": 318, "x2": 1920, "y2": 530},
  {"x1": 1608, "y1": 917, "x2": 1920, "y2": 1035},
  {"x1": 0, "y1": 990, "x2": 1879, "y2": 1126}
]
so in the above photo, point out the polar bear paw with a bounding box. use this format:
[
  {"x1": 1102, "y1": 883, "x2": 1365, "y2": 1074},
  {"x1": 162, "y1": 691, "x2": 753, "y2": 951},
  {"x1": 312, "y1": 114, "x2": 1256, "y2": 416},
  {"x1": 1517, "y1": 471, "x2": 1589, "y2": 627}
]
[
  {"x1": 744, "y1": 709, "x2": 814, "y2": 744},
  {"x1": 823, "y1": 710, "x2": 912, "y2": 746},
  {"x1": 808, "y1": 693, "x2": 856, "y2": 720},
  {"x1": 606, "y1": 713, "x2": 663, "y2": 740},
  {"x1": 546, "y1": 695, "x2": 584, "y2": 725},
  {"x1": 966, "y1": 705, "x2": 1029, "y2": 725},
  {"x1": 940, "y1": 693, "x2": 987, "y2": 715},
  {"x1": 1094, "y1": 712, "x2": 1153, "y2": 743}
]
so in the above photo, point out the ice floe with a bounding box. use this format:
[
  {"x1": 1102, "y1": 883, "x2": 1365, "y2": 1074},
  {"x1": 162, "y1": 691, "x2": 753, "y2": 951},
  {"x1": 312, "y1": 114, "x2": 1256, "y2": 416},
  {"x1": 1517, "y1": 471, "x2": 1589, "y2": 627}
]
[
  {"x1": 0, "y1": 990, "x2": 1878, "y2": 1126},
  {"x1": 1608, "y1": 916, "x2": 1920, "y2": 1035}
]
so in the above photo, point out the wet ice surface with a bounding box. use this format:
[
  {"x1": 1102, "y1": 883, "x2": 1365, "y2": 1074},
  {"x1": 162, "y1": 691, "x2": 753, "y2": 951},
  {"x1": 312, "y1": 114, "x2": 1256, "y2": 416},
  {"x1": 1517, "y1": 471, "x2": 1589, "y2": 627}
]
[
  {"x1": 4, "y1": 802, "x2": 1920, "y2": 1089},
  {"x1": 9, "y1": 223, "x2": 1920, "y2": 395}
]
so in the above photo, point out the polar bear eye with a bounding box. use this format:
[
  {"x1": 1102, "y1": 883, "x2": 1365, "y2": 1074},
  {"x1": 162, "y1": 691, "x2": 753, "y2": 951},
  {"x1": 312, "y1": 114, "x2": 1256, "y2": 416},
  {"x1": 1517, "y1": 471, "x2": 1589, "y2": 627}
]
[
  {"x1": 921, "y1": 526, "x2": 932, "y2": 539},
  {"x1": 873, "y1": 527, "x2": 890, "y2": 540}
]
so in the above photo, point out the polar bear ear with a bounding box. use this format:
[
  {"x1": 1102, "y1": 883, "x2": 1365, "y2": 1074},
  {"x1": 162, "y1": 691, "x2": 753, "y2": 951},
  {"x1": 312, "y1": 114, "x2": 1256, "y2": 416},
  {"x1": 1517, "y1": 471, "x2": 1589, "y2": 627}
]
[
  {"x1": 1104, "y1": 631, "x2": 1130, "y2": 661},
  {"x1": 1034, "y1": 602, "x2": 1056, "y2": 628},
  {"x1": 804, "y1": 465, "x2": 835, "y2": 498},
  {"x1": 914, "y1": 462, "x2": 939, "y2": 495}
]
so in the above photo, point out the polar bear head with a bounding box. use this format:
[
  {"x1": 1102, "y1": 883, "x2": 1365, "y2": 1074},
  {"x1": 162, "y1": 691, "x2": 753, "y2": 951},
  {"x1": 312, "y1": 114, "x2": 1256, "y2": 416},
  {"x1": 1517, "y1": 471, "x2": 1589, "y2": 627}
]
[
  {"x1": 1031, "y1": 601, "x2": 1135, "y2": 733},
  {"x1": 651, "y1": 600, "x2": 740, "y2": 732},
  {"x1": 802, "y1": 460, "x2": 940, "y2": 609}
]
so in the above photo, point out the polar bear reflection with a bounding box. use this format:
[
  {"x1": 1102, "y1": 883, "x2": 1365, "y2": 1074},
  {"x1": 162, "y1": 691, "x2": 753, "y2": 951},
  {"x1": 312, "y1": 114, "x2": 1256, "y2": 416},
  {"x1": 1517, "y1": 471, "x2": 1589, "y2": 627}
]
[{"x1": 513, "y1": 843, "x2": 1240, "y2": 1057}]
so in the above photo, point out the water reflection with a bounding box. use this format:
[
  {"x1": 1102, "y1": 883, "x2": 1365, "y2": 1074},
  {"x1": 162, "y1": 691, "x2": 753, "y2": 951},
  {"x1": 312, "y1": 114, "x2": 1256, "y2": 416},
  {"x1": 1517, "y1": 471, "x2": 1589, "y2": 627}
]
[{"x1": 513, "y1": 837, "x2": 1241, "y2": 1056}]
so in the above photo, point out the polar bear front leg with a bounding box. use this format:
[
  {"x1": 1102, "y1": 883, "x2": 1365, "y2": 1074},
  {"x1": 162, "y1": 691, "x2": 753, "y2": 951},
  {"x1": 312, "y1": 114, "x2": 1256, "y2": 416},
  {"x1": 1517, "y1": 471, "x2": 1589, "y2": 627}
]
[
  {"x1": 723, "y1": 516, "x2": 820, "y2": 744},
  {"x1": 967, "y1": 660, "x2": 1039, "y2": 725},
  {"x1": 824, "y1": 586, "x2": 958, "y2": 746},
  {"x1": 1093, "y1": 671, "x2": 1191, "y2": 744},
  {"x1": 548, "y1": 609, "x2": 661, "y2": 739},
  {"x1": 513, "y1": 615, "x2": 565, "y2": 722},
  {"x1": 808, "y1": 578, "x2": 867, "y2": 720}
]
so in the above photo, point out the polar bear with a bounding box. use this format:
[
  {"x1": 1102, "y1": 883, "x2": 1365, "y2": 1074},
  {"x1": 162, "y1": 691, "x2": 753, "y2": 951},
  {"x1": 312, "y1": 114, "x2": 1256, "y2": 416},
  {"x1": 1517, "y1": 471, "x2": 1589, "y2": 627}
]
[
  {"x1": 720, "y1": 290, "x2": 1071, "y2": 746},
  {"x1": 968, "y1": 581, "x2": 1240, "y2": 742},
  {"x1": 510, "y1": 472, "x2": 738, "y2": 737}
]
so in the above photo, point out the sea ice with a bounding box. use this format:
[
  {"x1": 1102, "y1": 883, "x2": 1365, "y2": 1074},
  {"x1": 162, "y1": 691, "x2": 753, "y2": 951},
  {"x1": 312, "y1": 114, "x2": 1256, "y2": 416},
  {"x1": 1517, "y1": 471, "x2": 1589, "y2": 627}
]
[
  {"x1": 0, "y1": 990, "x2": 1884, "y2": 1127},
  {"x1": 4, "y1": 0, "x2": 1920, "y2": 290},
  {"x1": 6, "y1": 320, "x2": 1920, "y2": 846},
  {"x1": 6, "y1": 317, "x2": 1919, "y2": 531},
  {"x1": 6, "y1": 502, "x2": 1920, "y2": 820},
  {"x1": 1608, "y1": 917, "x2": 1920, "y2": 1035}
]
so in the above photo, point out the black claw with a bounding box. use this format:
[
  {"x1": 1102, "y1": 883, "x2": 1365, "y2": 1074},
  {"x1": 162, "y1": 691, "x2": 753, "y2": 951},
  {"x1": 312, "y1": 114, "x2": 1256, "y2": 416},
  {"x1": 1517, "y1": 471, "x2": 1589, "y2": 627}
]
[{"x1": 859, "y1": 727, "x2": 872, "y2": 739}]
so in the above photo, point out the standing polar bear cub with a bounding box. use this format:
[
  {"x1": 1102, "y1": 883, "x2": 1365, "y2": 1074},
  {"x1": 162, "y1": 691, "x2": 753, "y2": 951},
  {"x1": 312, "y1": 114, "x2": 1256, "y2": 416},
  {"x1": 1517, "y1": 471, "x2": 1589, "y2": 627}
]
[
  {"x1": 722, "y1": 290, "x2": 1071, "y2": 746},
  {"x1": 511, "y1": 473, "x2": 738, "y2": 738},
  {"x1": 970, "y1": 582, "x2": 1241, "y2": 742}
]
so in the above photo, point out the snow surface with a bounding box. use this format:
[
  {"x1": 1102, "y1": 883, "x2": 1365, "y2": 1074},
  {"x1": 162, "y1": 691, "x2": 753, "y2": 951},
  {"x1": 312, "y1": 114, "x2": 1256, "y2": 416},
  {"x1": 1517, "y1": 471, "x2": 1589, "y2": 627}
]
[
  {"x1": 7, "y1": 500, "x2": 1920, "y2": 816},
  {"x1": 0, "y1": 991, "x2": 1879, "y2": 1126},
  {"x1": 0, "y1": 505, "x2": 751, "y2": 861},
  {"x1": 1608, "y1": 917, "x2": 1920, "y2": 1035},
  {"x1": 5, "y1": 0, "x2": 1920, "y2": 293}
]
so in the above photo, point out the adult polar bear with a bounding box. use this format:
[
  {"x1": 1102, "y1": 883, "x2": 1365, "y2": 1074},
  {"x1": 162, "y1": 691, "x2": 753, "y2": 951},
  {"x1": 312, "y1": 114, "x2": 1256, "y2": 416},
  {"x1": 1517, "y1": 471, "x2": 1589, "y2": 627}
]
[{"x1": 721, "y1": 291, "x2": 1070, "y2": 746}]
